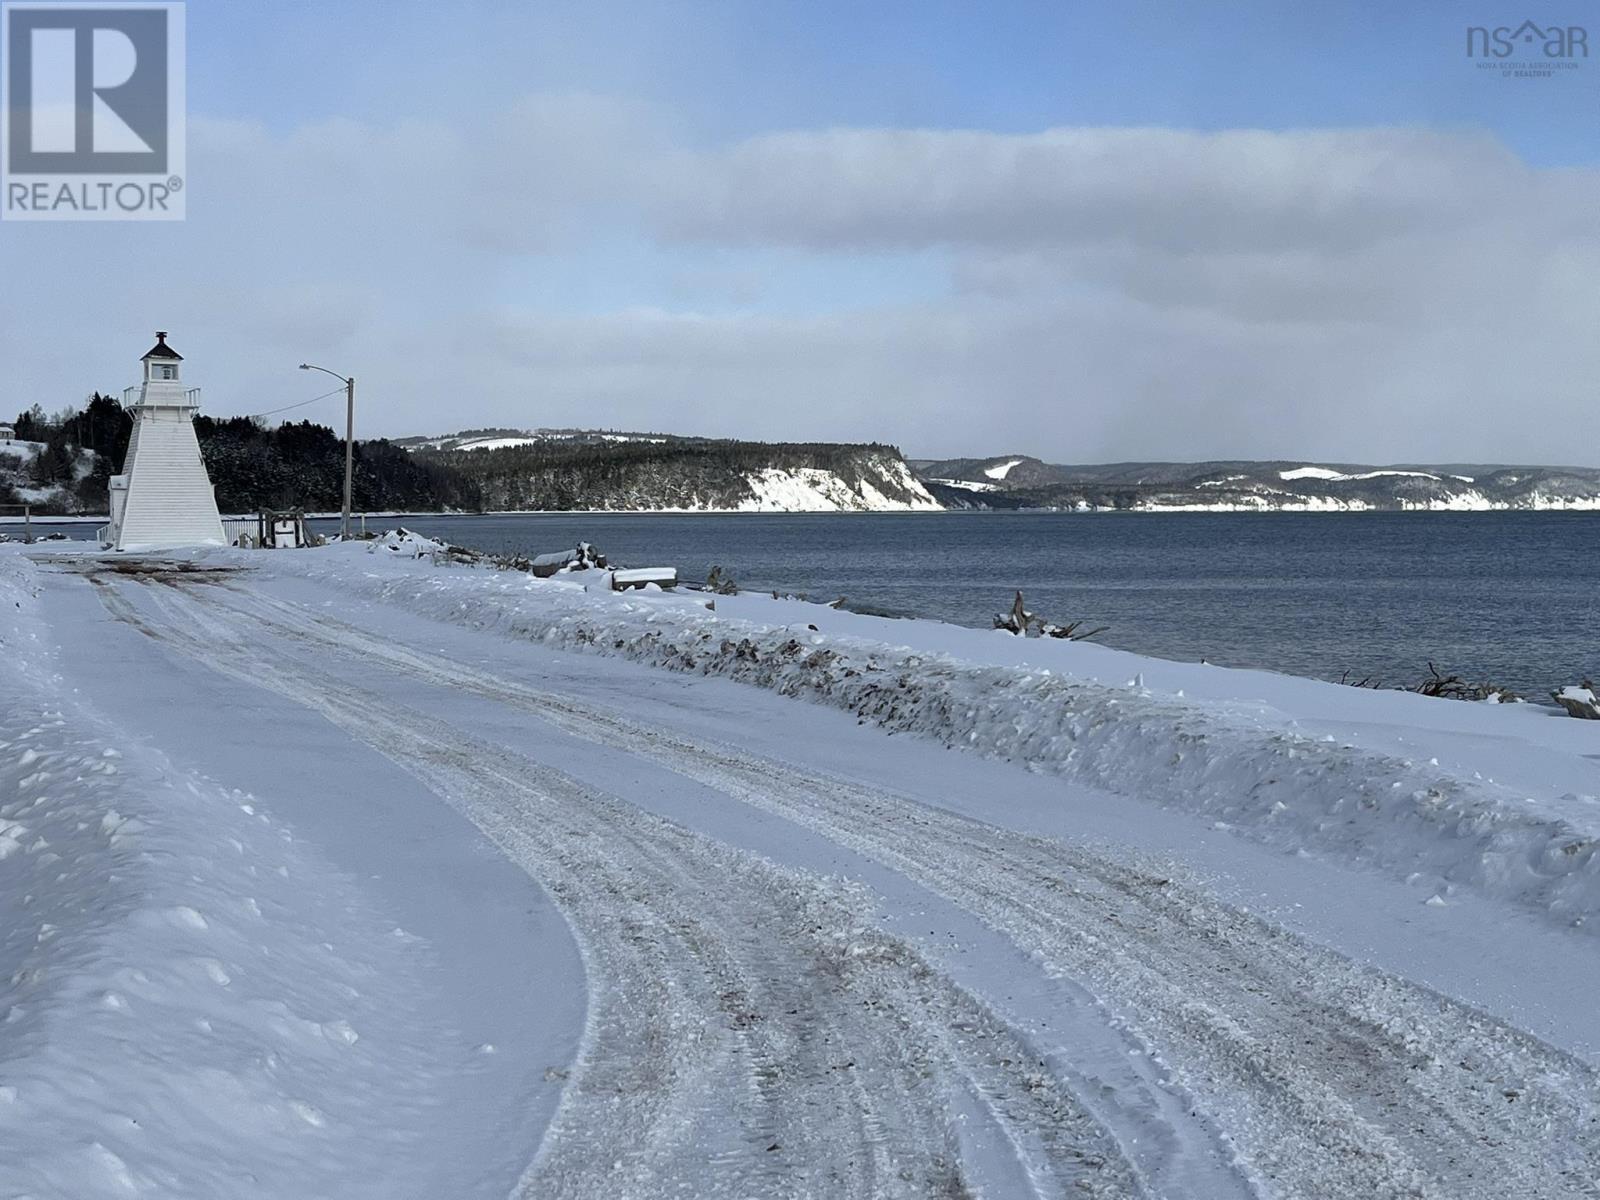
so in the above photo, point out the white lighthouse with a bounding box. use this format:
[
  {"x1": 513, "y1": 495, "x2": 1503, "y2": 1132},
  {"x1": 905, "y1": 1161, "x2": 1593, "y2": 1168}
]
[{"x1": 105, "y1": 333, "x2": 226, "y2": 551}]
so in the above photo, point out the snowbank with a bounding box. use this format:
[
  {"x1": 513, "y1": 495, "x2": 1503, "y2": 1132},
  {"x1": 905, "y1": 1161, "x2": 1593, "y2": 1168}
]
[
  {"x1": 260, "y1": 541, "x2": 1600, "y2": 937},
  {"x1": 0, "y1": 549, "x2": 451, "y2": 1198}
]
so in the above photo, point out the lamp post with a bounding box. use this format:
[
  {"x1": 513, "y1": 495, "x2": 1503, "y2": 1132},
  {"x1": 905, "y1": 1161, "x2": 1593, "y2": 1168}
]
[{"x1": 299, "y1": 363, "x2": 355, "y2": 541}]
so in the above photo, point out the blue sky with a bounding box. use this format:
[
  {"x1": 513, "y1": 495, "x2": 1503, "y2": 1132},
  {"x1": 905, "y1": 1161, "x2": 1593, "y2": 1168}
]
[
  {"x1": 188, "y1": 0, "x2": 1600, "y2": 161},
  {"x1": 4, "y1": 0, "x2": 1599, "y2": 462}
]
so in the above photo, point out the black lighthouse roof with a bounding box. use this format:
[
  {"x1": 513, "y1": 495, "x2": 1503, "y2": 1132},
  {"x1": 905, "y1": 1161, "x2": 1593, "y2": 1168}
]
[{"x1": 141, "y1": 331, "x2": 184, "y2": 361}]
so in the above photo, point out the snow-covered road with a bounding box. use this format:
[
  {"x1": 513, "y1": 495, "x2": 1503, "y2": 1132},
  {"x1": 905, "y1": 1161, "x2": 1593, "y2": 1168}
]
[{"x1": 8, "y1": 549, "x2": 1600, "y2": 1198}]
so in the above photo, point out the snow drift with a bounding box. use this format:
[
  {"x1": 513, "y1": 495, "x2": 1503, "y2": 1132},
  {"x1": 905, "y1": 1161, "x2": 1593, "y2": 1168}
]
[{"x1": 0, "y1": 550, "x2": 460, "y2": 1199}]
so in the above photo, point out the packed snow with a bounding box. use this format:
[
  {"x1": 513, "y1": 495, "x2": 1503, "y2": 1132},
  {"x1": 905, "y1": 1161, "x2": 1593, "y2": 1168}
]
[{"x1": 6, "y1": 538, "x2": 1600, "y2": 1197}]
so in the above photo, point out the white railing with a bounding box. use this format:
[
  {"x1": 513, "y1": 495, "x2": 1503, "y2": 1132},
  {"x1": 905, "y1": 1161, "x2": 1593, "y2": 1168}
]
[
  {"x1": 221, "y1": 517, "x2": 258, "y2": 547},
  {"x1": 120, "y1": 385, "x2": 202, "y2": 408}
]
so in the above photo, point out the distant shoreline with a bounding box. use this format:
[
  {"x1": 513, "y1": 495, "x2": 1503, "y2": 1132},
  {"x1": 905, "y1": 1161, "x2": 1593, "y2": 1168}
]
[{"x1": 7, "y1": 505, "x2": 1600, "y2": 526}]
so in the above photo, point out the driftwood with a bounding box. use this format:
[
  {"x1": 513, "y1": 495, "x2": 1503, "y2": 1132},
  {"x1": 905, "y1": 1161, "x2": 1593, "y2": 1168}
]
[
  {"x1": 1338, "y1": 671, "x2": 1383, "y2": 689},
  {"x1": 1339, "y1": 662, "x2": 1517, "y2": 703},
  {"x1": 531, "y1": 541, "x2": 607, "y2": 577},
  {"x1": 993, "y1": 591, "x2": 1107, "y2": 642},
  {"x1": 1415, "y1": 663, "x2": 1468, "y2": 698},
  {"x1": 705, "y1": 565, "x2": 739, "y2": 595},
  {"x1": 440, "y1": 544, "x2": 484, "y2": 567},
  {"x1": 1402, "y1": 663, "x2": 1513, "y2": 702}
]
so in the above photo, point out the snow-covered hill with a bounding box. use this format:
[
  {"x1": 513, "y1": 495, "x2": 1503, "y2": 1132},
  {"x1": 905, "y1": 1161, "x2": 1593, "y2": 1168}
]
[
  {"x1": 0, "y1": 439, "x2": 99, "y2": 513},
  {"x1": 912, "y1": 456, "x2": 1600, "y2": 511},
  {"x1": 736, "y1": 460, "x2": 940, "y2": 512},
  {"x1": 406, "y1": 432, "x2": 941, "y2": 512}
]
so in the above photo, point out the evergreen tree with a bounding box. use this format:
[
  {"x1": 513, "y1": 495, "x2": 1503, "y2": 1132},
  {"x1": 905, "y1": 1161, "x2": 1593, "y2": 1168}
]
[{"x1": 12, "y1": 404, "x2": 47, "y2": 442}]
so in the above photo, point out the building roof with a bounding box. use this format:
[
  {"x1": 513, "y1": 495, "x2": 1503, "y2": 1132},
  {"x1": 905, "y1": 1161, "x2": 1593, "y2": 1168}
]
[{"x1": 141, "y1": 331, "x2": 184, "y2": 361}]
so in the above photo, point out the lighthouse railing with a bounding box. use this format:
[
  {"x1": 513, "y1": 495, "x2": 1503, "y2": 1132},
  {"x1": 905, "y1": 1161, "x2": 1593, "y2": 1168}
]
[{"x1": 119, "y1": 385, "x2": 202, "y2": 410}]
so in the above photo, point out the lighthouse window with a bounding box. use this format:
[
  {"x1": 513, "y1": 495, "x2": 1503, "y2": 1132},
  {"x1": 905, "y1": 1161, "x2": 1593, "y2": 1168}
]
[{"x1": 160, "y1": 365, "x2": 175, "y2": 379}]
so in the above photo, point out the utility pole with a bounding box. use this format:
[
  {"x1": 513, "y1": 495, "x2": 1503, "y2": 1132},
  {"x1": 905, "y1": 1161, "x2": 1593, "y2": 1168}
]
[
  {"x1": 299, "y1": 363, "x2": 356, "y2": 539},
  {"x1": 342, "y1": 375, "x2": 355, "y2": 541}
]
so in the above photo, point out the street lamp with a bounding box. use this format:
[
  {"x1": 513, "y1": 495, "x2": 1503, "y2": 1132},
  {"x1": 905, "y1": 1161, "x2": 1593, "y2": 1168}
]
[{"x1": 299, "y1": 363, "x2": 355, "y2": 541}]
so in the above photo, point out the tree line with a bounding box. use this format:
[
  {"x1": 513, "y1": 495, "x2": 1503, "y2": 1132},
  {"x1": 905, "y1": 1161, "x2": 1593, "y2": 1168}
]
[
  {"x1": 5, "y1": 398, "x2": 923, "y2": 516},
  {"x1": 5, "y1": 398, "x2": 480, "y2": 514}
]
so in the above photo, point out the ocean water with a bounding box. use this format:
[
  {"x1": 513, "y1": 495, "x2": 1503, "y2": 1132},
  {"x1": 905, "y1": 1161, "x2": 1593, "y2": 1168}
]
[{"x1": 31, "y1": 511, "x2": 1600, "y2": 698}]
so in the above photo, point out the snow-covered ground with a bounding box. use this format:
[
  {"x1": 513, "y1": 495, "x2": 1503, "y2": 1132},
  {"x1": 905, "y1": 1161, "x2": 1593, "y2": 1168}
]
[
  {"x1": 1276, "y1": 465, "x2": 1474, "y2": 483},
  {"x1": 0, "y1": 440, "x2": 45, "y2": 463},
  {"x1": 401, "y1": 431, "x2": 671, "y2": 452},
  {"x1": 983, "y1": 458, "x2": 1026, "y2": 481},
  {"x1": 0, "y1": 551, "x2": 573, "y2": 1198},
  {"x1": 4, "y1": 539, "x2": 1599, "y2": 1197}
]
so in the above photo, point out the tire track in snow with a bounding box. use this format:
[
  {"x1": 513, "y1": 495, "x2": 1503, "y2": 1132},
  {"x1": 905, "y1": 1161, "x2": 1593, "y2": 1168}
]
[
  {"x1": 91, "y1": 572, "x2": 1145, "y2": 1200},
  {"x1": 195, "y1": 576, "x2": 1600, "y2": 1200}
]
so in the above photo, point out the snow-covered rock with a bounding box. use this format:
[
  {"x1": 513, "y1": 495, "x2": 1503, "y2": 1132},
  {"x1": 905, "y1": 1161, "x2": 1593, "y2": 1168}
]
[
  {"x1": 1553, "y1": 684, "x2": 1600, "y2": 720},
  {"x1": 370, "y1": 527, "x2": 449, "y2": 557}
]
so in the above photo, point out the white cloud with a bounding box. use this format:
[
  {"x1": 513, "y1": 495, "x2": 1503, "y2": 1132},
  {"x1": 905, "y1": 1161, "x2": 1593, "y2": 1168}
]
[
  {"x1": 2, "y1": 103, "x2": 1597, "y2": 464},
  {"x1": 653, "y1": 126, "x2": 1563, "y2": 254}
]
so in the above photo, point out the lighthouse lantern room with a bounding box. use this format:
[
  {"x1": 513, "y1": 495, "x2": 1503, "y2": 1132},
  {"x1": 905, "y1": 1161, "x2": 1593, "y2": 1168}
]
[{"x1": 104, "y1": 333, "x2": 227, "y2": 551}]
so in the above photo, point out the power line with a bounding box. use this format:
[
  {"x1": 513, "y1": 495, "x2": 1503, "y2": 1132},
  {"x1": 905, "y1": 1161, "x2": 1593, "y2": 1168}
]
[{"x1": 245, "y1": 386, "x2": 346, "y2": 420}]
